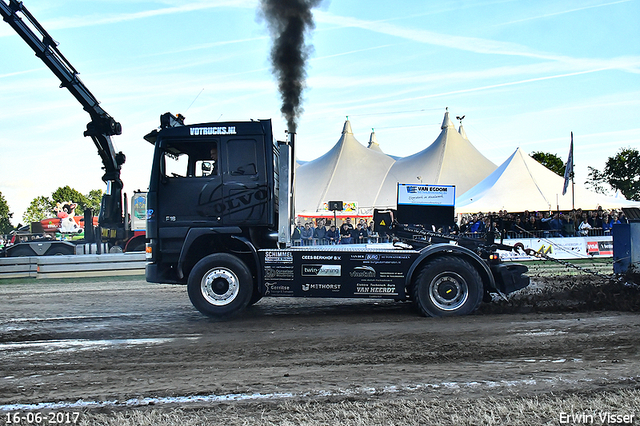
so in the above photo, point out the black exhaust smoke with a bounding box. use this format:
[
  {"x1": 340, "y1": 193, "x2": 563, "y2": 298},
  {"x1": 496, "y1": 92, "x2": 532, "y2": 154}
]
[{"x1": 259, "y1": 0, "x2": 323, "y2": 133}]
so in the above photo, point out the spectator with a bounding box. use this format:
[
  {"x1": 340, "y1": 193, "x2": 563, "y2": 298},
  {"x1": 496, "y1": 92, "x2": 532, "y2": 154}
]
[
  {"x1": 510, "y1": 216, "x2": 524, "y2": 238},
  {"x1": 326, "y1": 224, "x2": 339, "y2": 244},
  {"x1": 534, "y1": 211, "x2": 544, "y2": 231},
  {"x1": 588, "y1": 210, "x2": 601, "y2": 228},
  {"x1": 300, "y1": 222, "x2": 314, "y2": 246},
  {"x1": 501, "y1": 212, "x2": 513, "y2": 237},
  {"x1": 448, "y1": 217, "x2": 460, "y2": 235},
  {"x1": 367, "y1": 220, "x2": 378, "y2": 242},
  {"x1": 314, "y1": 218, "x2": 327, "y2": 244},
  {"x1": 291, "y1": 221, "x2": 302, "y2": 245},
  {"x1": 540, "y1": 212, "x2": 554, "y2": 237},
  {"x1": 469, "y1": 214, "x2": 485, "y2": 236},
  {"x1": 560, "y1": 213, "x2": 575, "y2": 237},
  {"x1": 549, "y1": 213, "x2": 563, "y2": 237},
  {"x1": 355, "y1": 223, "x2": 368, "y2": 244},
  {"x1": 459, "y1": 217, "x2": 469, "y2": 234},
  {"x1": 612, "y1": 213, "x2": 622, "y2": 225},
  {"x1": 617, "y1": 212, "x2": 628, "y2": 224},
  {"x1": 523, "y1": 215, "x2": 536, "y2": 234},
  {"x1": 339, "y1": 223, "x2": 353, "y2": 244},
  {"x1": 602, "y1": 213, "x2": 613, "y2": 234},
  {"x1": 578, "y1": 216, "x2": 592, "y2": 236}
]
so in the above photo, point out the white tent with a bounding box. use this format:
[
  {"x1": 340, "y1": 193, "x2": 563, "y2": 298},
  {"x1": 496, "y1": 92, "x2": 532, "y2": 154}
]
[
  {"x1": 456, "y1": 147, "x2": 639, "y2": 213},
  {"x1": 295, "y1": 119, "x2": 396, "y2": 215},
  {"x1": 374, "y1": 111, "x2": 497, "y2": 208}
]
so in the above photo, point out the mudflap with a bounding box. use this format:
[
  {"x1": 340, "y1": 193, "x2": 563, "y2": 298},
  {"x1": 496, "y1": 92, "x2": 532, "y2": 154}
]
[{"x1": 491, "y1": 263, "x2": 530, "y2": 294}]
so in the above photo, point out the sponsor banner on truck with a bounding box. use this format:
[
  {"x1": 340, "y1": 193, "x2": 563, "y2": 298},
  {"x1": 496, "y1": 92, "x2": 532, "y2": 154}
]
[
  {"x1": 301, "y1": 264, "x2": 341, "y2": 277},
  {"x1": 259, "y1": 248, "x2": 418, "y2": 298}
]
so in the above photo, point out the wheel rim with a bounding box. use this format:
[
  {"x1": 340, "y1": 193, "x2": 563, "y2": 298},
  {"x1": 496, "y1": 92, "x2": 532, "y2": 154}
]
[
  {"x1": 200, "y1": 267, "x2": 240, "y2": 306},
  {"x1": 428, "y1": 271, "x2": 469, "y2": 311}
]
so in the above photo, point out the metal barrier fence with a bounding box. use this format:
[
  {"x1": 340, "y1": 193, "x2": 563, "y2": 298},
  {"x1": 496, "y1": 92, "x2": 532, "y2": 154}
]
[{"x1": 0, "y1": 253, "x2": 146, "y2": 279}]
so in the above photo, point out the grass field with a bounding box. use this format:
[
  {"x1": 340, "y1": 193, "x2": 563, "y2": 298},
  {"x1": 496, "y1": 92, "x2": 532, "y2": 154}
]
[{"x1": 74, "y1": 389, "x2": 640, "y2": 426}]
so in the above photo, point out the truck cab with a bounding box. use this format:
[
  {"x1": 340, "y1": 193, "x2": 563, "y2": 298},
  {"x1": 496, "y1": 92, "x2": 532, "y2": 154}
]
[{"x1": 145, "y1": 115, "x2": 279, "y2": 284}]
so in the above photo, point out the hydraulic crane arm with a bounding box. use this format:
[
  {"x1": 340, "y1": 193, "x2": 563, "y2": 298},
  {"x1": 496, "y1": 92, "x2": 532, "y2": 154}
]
[{"x1": 1, "y1": 0, "x2": 125, "y2": 233}]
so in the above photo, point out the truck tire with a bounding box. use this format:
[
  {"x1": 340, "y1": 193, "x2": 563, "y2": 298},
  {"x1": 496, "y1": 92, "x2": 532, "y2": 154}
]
[
  {"x1": 187, "y1": 253, "x2": 253, "y2": 318},
  {"x1": 412, "y1": 255, "x2": 483, "y2": 317}
]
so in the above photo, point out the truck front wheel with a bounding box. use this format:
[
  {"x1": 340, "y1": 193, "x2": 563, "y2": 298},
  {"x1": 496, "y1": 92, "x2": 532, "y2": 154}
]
[
  {"x1": 412, "y1": 256, "x2": 483, "y2": 317},
  {"x1": 187, "y1": 254, "x2": 253, "y2": 318}
]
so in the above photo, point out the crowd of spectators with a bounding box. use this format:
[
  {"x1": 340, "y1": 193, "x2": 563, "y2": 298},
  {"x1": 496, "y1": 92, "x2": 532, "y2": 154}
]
[
  {"x1": 292, "y1": 207, "x2": 629, "y2": 246},
  {"x1": 292, "y1": 217, "x2": 387, "y2": 246},
  {"x1": 452, "y1": 207, "x2": 628, "y2": 239}
]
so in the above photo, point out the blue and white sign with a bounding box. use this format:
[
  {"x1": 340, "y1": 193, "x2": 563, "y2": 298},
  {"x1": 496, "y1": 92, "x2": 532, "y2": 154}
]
[{"x1": 397, "y1": 184, "x2": 456, "y2": 206}]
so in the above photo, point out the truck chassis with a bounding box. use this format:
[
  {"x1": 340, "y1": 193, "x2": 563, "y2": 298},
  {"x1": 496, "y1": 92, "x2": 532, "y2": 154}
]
[{"x1": 186, "y1": 243, "x2": 528, "y2": 318}]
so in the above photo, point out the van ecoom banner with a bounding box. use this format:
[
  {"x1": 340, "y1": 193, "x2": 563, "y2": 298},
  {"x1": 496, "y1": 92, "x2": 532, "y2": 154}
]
[{"x1": 397, "y1": 184, "x2": 456, "y2": 207}]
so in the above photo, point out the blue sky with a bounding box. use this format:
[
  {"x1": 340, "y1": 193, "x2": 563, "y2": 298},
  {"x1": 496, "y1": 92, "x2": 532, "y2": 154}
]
[{"x1": 1, "y1": 0, "x2": 639, "y2": 223}]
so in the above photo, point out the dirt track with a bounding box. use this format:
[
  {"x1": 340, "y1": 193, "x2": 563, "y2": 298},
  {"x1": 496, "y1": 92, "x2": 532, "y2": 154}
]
[{"x1": 0, "y1": 275, "x2": 639, "y2": 411}]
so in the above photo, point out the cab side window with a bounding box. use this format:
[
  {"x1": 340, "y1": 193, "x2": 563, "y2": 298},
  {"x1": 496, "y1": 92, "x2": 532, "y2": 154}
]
[
  {"x1": 163, "y1": 152, "x2": 189, "y2": 178},
  {"x1": 227, "y1": 139, "x2": 257, "y2": 176}
]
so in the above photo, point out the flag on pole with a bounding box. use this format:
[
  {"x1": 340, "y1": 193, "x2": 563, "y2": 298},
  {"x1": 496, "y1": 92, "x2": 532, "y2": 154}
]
[{"x1": 562, "y1": 132, "x2": 573, "y2": 195}]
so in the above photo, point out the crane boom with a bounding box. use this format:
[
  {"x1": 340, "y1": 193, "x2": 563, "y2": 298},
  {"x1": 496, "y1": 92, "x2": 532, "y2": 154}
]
[{"x1": 1, "y1": 0, "x2": 126, "y2": 239}]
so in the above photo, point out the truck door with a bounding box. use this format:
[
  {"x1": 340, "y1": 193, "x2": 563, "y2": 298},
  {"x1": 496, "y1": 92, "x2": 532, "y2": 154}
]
[
  {"x1": 157, "y1": 140, "x2": 225, "y2": 226},
  {"x1": 221, "y1": 137, "x2": 270, "y2": 226}
]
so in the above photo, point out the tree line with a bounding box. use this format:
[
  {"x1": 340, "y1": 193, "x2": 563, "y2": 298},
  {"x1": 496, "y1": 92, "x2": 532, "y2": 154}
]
[
  {"x1": 0, "y1": 186, "x2": 102, "y2": 234},
  {"x1": 1, "y1": 147, "x2": 639, "y2": 234},
  {"x1": 532, "y1": 147, "x2": 639, "y2": 201}
]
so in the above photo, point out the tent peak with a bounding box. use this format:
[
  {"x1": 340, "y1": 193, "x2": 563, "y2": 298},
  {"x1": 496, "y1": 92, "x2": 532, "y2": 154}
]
[
  {"x1": 441, "y1": 110, "x2": 455, "y2": 129},
  {"x1": 368, "y1": 129, "x2": 384, "y2": 153},
  {"x1": 342, "y1": 117, "x2": 353, "y2": 135},
  {"x1": 458, "y1": 124, "x2": 468, "y2": 140}
]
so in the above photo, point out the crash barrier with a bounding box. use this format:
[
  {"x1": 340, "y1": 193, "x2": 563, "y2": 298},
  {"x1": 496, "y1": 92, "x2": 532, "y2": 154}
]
[{"x1": 0, "y1": 252, "x2": 145, "y2": 279}]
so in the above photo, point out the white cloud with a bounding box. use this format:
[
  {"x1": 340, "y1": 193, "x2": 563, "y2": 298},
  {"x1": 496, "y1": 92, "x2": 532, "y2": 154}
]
[
  {"x1": 494, "y1": 0, "x2": 633, "y2": 27},
  {"x1": 314, "y1": 10, "x2": 640, "y2": 74},
  {"x1": 0, "y1": 1, "x2": 256, "y2": 37}
]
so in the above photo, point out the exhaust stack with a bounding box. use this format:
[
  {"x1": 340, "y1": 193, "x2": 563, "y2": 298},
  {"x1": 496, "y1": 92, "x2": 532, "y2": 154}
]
[{"x1": 277, "y1": 131, "x2": 296, "y2": 247}]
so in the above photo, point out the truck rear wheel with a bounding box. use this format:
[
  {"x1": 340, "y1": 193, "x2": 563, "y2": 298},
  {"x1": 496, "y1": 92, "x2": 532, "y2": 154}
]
[
  {"x1": 412, "y1": 255, "x2": 483, "y2": 317},
  {"x1": 187, "y1": 253, "x2": 253, "y2": 318}
]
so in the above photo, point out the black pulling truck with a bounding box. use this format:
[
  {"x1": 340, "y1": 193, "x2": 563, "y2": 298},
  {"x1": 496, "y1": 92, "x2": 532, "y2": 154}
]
[
  {"x1": 144, "y1": 113, "x2": 530, "y2": 318},
  {"x1": 3, "y1": 0, "x2": 528, "y2": 318}
]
